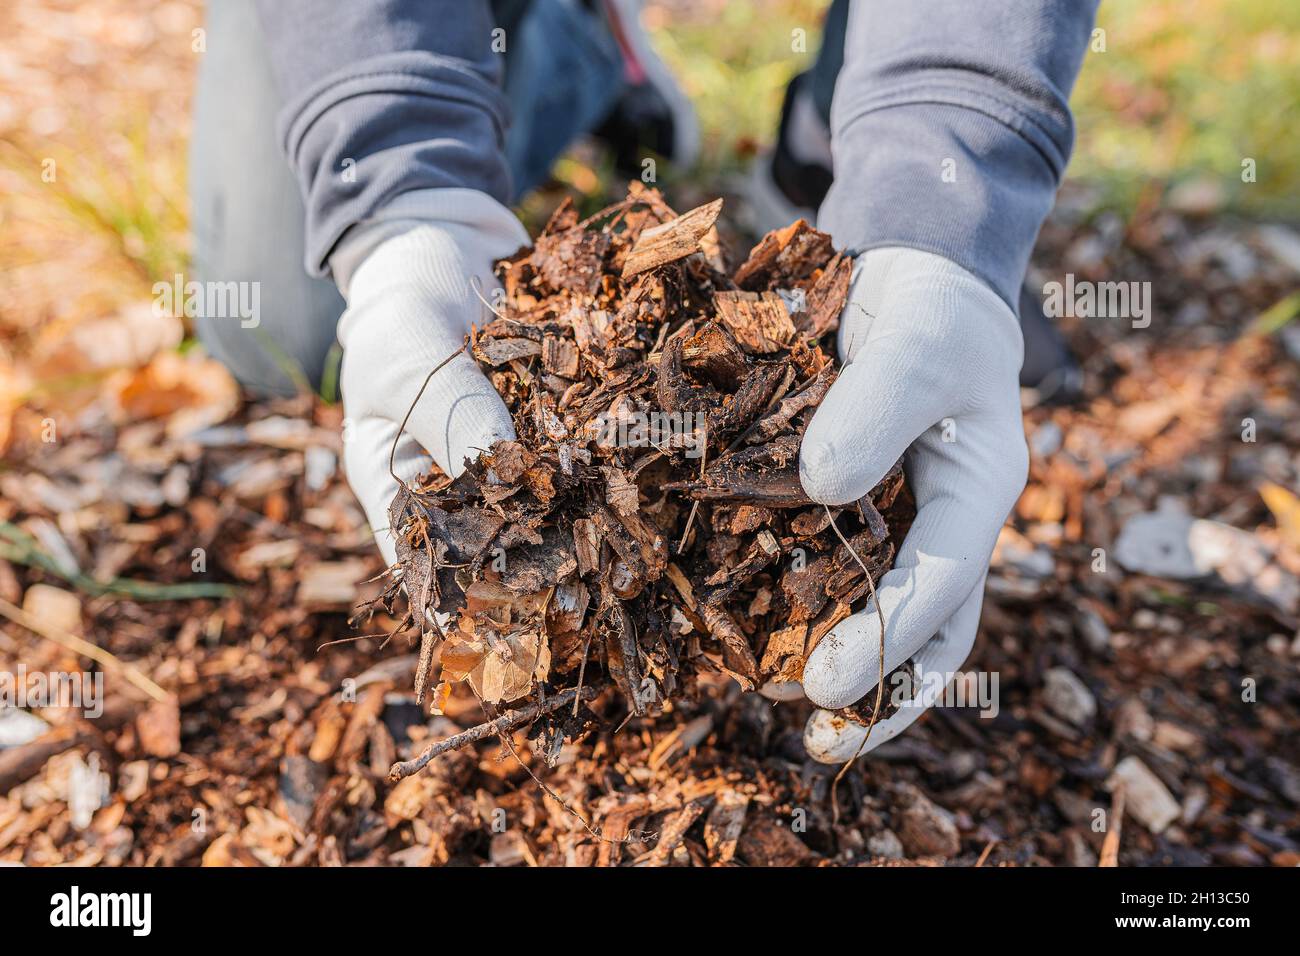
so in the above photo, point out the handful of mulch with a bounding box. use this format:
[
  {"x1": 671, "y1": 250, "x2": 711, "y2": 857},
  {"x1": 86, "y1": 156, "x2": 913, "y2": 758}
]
[{"x1": 363, "y1": 184, "x2": 915, "y2": 774}]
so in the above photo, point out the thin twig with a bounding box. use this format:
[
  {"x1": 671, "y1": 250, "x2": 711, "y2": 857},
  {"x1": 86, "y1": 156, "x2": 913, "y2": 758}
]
[
  {"x1": 824, "y1": 505, "x2": 887, "y2": 822},
  {"x1": 455, "y1": 684, "x2": 645, "y2": 848},
  {"x1": 388, "y1": 341, "x2": 469, "y2": 488},
  {"x1": 469, "y1": 276, "x2": 508, "y2": 321},
  {"x1": 676, "y1": 442, "x2": 707, "y2": 555},
  {"x1": 572, "y1": 633, "x2": 593, "y2": 717},
  {"x1": 316, "y1": 632, "x2": 392, "y2": 651},
  {"x1": 388, "y1": 685, "x2": 596, "y2": 780},
  {"x1": 472, "y1": 689, "x2": 618, "y2": 845}
]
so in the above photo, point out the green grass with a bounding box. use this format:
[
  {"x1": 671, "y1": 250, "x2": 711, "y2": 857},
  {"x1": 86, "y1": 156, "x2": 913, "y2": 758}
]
[
  {"x1": 646, "y1": 0, "x2": 822, "y2": 184},
  {"x1": 1070, "y1": 0, "x2": 1300, "y2": 217},
  {"x1": 0, "y1": 114, "x2": 189, "y2": 286}
]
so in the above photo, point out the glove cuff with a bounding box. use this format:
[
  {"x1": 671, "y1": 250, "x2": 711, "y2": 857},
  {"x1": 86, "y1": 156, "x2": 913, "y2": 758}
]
[
  {"x1": 330, "y1": 188, "x2": 529, "y2": 299},
  {"x1": 846, "y1": 246, "x2": 1023, "y2": 366}
]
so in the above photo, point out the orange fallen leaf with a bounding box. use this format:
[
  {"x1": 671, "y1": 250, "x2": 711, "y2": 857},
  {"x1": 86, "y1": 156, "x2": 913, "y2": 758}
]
[
  {"x1": 1260, "y1": 481, "x2": 1300, "y2": 552},
  {"x1": 107, "y1": 350, "x2": 239, "y2": 438}
]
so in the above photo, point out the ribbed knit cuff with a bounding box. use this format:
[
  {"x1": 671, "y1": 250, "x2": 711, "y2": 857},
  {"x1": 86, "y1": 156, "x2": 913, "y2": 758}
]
[{"x1": 820, "y1": 100, "x2": 1063, "y2": 312}]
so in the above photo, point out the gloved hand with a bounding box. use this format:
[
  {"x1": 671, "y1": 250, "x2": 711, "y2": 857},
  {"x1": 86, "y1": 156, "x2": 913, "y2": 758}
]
[
  {"x1": 331, "y1": 190, "x2": 531, "y2": 565},
  {"x1": 796, "y1": 246, "x2": 1029, "y2": 762}
]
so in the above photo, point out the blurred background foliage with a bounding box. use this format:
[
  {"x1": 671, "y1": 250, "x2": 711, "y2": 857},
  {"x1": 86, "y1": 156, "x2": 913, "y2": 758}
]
[
  {"x1": 1, "y1": 0, "x2": 1296, "y2": 358},
  {"x1": 635, "y1": 0, "x2": 1300, "y2": 217},
  {"x1": 1068, "y1": 0, "x2": 1299, "y2": 217}
]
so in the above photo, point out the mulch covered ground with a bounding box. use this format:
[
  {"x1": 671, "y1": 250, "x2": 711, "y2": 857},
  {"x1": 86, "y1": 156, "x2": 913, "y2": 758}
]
[{"x1": 2, "y1": 186, "x2": 1299, "y2": 867}]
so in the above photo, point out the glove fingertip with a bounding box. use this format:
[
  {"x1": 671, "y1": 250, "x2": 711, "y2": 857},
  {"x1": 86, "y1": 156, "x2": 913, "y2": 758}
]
[
  {"x1": 803, "y1": 708, "x2": 868, "y2": 764},
  {"x1": 757, "y1": 680, "x2": 805, "y2": 702},
  {"x1": 801, "y1": 612, "x2": 881, "y2": 710},
  {"x1": 798, "y1": 431, "x2": 847, "y2": 505},
  {"x1": 441, "y1": 396, "x2": 517, "y2": 478},
  {"x1": 798, "y1": 363, "x2": 907, "y2": 506},
  {"x1": 402, "y1": 372, "x2": 516, "y2": 479}
]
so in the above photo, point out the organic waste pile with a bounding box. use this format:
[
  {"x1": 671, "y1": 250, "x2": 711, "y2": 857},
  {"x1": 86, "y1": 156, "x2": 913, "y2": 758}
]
[{"x1": 365, "y1": 185, "x2": 916, "y2": 777}]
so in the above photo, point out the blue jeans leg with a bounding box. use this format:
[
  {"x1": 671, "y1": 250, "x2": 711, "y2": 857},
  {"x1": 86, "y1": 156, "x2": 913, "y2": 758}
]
[{"x1": 503, "y1": 0, "x2": 627, "y2": 197}]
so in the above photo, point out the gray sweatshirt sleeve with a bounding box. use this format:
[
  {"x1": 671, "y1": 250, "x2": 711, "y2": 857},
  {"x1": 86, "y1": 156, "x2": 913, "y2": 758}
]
[
  {"x1": 254, "y1": 0, "x2": 511, "y2": 278},
  {"x1": 818, "y1": 0, "x2": 1099, "y2": 311}
]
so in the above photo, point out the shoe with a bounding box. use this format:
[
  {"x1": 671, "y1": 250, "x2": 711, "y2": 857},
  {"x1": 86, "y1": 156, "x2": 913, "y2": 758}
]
[
  {"x1": 744, "y1": 72, "x2": 832, "y2": 234},
  {"x1": 593, "y1": 0, "x2": 700, "y2": 173},
  {"x1": 1017, "y1": 283, "x2": 1084, "y2": 402}
]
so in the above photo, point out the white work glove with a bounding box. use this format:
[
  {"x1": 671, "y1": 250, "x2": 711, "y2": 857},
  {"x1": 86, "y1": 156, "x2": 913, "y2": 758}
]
[
  {"x1": 797, "y1": 247, "x2": 1028, "y2": 762},
  {"x1": 332, "y1": 189, "x2": 530, "y2": 565}
]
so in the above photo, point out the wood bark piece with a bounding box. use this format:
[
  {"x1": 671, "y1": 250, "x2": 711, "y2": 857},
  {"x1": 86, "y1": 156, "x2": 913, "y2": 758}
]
[
  {"x1": 646, "y1": 799, "x2": 707, "y2": 866},
  {"x1": 0, "y1": 698, "x2": 143, "y2": 794},
  {"x1": 621, "y1": 198, "x2": 723, "y2": 278},
  {"x1": 714, "y1": 291, "x2": 797, "y2": 354},
  {"x1": 0, "y1": 725, "x2": 88, "y2": 794},
  {"x1": 703, "y1": 790, "x2": 750, "y2": 864}
]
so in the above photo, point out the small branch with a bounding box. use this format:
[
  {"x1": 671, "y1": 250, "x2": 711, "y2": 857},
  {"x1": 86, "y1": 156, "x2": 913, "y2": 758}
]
[{"x1": 389, "y1": 685, "x2": 597, "y2": 781}]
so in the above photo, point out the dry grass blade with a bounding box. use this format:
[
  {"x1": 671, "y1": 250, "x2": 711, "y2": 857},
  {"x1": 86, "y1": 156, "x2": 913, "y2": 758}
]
[
  {"x1": 826, "y1": 505, "x2": 887, "y2": 820},
  {"x1": 0, "y1": 595, "x2": 171, "y2": 703}
]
